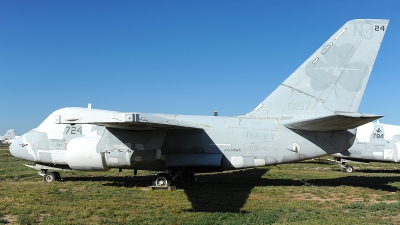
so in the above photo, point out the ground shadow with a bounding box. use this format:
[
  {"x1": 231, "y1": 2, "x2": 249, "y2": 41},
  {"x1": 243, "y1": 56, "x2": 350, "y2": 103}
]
[
  {"x1": 62, "y1": 175, "x2": 154, "y2": 188},
  {"x1": 293, "y1": 160, "x2": 334, "y2": 165},
  {"x1": 299, "y1": 176, "x2": 400, "y2": 192},
  {"x1": 353, "y1": 169, "x2": 400, "y2": 174},
  {"x1": 180, "y1": 168, "x2": 270, "y2": 213},
  {"x1": 61, "y1": 167, "x2": 400, "y2": 213},
  {"x1": 62, "y1": 168, "x2": 270, "y2": 213}
]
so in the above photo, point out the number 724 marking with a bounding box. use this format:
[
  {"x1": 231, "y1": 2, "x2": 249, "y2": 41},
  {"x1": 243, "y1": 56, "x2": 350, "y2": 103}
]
[{"x1": 64, "y1": 126, "x2": 82, "y2": 135}]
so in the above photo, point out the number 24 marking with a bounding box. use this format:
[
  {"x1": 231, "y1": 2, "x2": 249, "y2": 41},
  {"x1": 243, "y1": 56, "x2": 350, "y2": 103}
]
[{"x1": 375, "y1": 25, "x2": 385, "y2": 31}]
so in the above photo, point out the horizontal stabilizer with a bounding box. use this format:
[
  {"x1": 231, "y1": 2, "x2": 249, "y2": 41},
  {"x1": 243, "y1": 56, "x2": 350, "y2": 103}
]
[{"x1": 284, "y1": 113, "x2": 382, "y2": 131}]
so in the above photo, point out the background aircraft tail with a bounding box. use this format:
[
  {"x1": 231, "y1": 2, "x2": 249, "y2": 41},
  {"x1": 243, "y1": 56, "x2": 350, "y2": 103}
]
[
  {"x1": 3, "y1": 129, "x2": 15, "y2": 139},
  {"x1": 244, "y1": 19, "x2": 389, "y2": 119}
]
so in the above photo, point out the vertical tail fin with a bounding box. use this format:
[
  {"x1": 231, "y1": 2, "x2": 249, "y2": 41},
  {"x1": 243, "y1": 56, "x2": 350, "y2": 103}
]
[
  {"x1": 370, "y1": 122, "x2": 385, "y2": 142},
  {"x1": 245, "y1": 19, "x2": 389, "y2": 119}
]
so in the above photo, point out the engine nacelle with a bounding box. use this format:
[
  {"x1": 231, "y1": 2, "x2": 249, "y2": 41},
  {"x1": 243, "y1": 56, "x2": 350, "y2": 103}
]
[{"x1": 66, "y1": 136, "x2": 110, "y2": 171}]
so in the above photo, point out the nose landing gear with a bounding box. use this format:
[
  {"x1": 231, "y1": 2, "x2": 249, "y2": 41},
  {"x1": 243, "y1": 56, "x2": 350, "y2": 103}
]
[
  {"x1": 340, "y1": 162, "x2": 355, "y2": 173},
  {"x1": 39, "y1": 169, "x2": 61, "y2": 182},
  {"x1": 344, "y1": 165, "x2": 354, "y2": 173}
]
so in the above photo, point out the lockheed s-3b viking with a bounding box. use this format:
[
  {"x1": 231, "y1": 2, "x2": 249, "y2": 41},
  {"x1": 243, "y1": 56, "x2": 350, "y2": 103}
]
[{"x1": 10, "y1": 19, "x2": 389, "y2": 187}]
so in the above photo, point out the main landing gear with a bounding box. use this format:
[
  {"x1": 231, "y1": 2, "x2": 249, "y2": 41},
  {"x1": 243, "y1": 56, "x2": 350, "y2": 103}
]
[
  {"x1": 152, "y1": 168, "x2": 195, "y2": 188},
  {"x1": 39, "y1": 169, "x2": 61, "y2": 182},
  {"x1": 152, "y1": 173, "x2": 172, "y2": 187}
]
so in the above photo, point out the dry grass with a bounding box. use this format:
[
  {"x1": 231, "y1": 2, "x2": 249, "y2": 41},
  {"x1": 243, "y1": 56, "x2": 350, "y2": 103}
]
[{"x1": 1, "y1": 145, "x2": 400, "y2": 224}]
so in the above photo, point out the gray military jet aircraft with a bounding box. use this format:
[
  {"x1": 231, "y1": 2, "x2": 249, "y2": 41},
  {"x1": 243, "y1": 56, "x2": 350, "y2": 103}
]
[
  {"x1": 0, "y1": 129, "x2": 16, "y2": 145},
  {"x1": 10, "y1": 19, "x2": 389, "y2": 187},
  {"x1": 333, "y1": 121, "x2": 400, "y2": 172}
]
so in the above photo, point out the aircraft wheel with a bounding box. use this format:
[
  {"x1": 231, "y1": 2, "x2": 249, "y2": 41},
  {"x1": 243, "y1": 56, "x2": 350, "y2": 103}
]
[
  {"x1": 345, "y1": 166, "x2": 354, "y2": 173},
  {"x1": 53, "y1": 172, "x2": 61, "y2": 180},
  {"x1": 43, "y1": 172, "x2": 57, "y2": 182},
  {"x1": 153, "y1": 173, "x2": 172, "y2": 187}
]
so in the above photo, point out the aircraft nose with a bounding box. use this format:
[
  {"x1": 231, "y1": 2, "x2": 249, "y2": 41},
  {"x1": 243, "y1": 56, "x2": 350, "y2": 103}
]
[{"x1": 9, "y1": 135, "x2": 35, "y2": 161}]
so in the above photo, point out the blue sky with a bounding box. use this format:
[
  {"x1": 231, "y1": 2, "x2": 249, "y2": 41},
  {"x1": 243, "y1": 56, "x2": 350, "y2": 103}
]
[{"x1": 1, "y1": 0, "x2": 400, "y2": 135}]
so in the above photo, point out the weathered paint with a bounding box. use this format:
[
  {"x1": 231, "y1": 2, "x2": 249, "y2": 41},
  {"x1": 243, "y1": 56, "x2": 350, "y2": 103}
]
[{"x1": 9, "y1": 19, "x2": 389, "y2": 179}]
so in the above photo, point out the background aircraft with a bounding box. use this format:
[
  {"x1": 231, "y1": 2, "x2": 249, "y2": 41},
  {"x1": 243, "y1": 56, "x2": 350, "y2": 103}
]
[
  {"x1": 10, "y1": 19, "x2": 388, "y2": 187},
  {"x1": 333, "y1": 121, "x2": 400, "y2": 172},
  {"x1": 0, "y1": 129, "x2": 16, "y2": 144}
]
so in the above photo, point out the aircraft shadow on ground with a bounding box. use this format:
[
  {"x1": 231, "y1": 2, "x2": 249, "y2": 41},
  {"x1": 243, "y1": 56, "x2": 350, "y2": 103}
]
[
  {"x1": 62, "y1": 175, "x2": 154, "y2": 188},
  {"x1": 293, "y1": 160, "x2": 335, "y2": 165},
  {"x1": 302, "y1": 176, "x2": 400, "y2": 192},
  {"x1": 353, "y1": 169, "x2": 400, "y2": 174},
  {"x1": 180, "y1": 168, "x2": 270, "y2": 213},
  {"x1": 61, "y1": 168, "x2": 400, "y2": 213},
  {"x1": 62, "y1": 168, "x2": 270, "y2": 213}
]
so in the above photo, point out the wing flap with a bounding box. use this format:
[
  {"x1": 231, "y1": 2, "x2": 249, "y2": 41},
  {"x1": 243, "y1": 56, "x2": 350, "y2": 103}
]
[{"x1": 284, "y1": 113, "x2": 382, "y2": 131}]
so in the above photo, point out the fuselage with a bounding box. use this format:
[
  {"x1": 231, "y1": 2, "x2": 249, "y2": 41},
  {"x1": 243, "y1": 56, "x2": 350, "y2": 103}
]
[{"x1": 10, "y1": 107, "x2": 356, "y2": 172}]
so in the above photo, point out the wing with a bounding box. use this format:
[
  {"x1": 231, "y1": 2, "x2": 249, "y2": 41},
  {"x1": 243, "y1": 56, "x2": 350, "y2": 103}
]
[
  {"x1": 284, "y1": 112, "x2": 382, "y2": 131},
  {"x1": 54, "y1": 108, "x2": 200, "y2": 130}
]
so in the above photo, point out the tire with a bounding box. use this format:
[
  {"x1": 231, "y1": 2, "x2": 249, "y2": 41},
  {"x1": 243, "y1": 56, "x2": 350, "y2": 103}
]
[
  {"x1": 153, "y1": 173, "x2": 172, "y2": 187},
  {"x1": 44, "y1": 172, "x2": 56, "y2": 182},
  {"x1": 345, "y1": 166, "x2": 354, "y2": 173}
]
